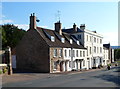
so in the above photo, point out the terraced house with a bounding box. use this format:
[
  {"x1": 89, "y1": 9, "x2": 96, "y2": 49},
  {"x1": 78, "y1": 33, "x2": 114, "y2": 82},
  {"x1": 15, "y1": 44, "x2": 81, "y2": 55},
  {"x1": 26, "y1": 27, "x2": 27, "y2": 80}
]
[
  {"x1": 62, "y1": 23, "x2": 103, "y2": 69},
  {"x1": 13, "y1": 13, "x2": 114, "y2": 73},
  {"x1": 15, "y1": 13, "x2": 86, "y2": 73}
]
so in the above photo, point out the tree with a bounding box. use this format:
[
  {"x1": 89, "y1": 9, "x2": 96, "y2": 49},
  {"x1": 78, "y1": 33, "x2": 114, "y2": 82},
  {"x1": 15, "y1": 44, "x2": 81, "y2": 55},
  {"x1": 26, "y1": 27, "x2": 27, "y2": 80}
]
[
  {"x1": 1, "y1": 24, "x2": 26, "y2": 50},
  {"x1": 114, "y1": 49, "x2": 120, "y2": 60}
]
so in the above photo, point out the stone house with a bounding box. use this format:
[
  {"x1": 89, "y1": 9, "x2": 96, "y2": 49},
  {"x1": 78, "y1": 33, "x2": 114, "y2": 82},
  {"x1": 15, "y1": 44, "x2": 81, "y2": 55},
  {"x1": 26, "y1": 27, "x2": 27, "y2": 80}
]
[{"x1": 15, "y1": 13, "x2": 86, "y2": 73}]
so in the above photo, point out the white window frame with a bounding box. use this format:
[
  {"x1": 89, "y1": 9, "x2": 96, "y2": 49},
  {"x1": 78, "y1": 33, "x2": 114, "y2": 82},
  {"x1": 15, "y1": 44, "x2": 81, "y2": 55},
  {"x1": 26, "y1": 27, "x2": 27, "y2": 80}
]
[{"x1": 53, "y1": 49, "x2": 57, "y2": 57}]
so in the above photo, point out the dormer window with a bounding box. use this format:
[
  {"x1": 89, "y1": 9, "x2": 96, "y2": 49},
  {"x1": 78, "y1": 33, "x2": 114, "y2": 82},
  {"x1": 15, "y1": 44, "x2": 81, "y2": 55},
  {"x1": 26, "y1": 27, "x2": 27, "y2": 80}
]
[
  {"x1": 77, "y1": 40, "x2": 80, "y2": 45},
  {"x1": 61, "y1": 37, "x2": 65, "y2": 43},
  {"x1": 51, "y1": 36, "x2": 55, "y2": 42},
  {"x1": 43, "y1": 30, "x2": 55, "y2": 42},
  {"x1": 70, "y1": 39, "x2": 73, "y2": 44}
]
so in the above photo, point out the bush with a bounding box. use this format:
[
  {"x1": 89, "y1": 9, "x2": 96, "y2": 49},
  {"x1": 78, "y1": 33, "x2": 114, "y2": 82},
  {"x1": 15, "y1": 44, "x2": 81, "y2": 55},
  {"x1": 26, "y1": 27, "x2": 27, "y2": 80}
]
[
  {"x1": 3, "y1": 68, "x2": 8, "y2": 73},
  {"x1": 0, "y1": 70, "x2": 3, "y2": 74}
]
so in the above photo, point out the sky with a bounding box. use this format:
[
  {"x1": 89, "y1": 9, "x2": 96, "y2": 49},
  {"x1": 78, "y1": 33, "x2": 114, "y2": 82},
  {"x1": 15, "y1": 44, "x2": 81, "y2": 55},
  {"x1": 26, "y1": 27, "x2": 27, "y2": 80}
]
[{"x1": 0, "y1": 2, "x2": 118, "y2": 46}]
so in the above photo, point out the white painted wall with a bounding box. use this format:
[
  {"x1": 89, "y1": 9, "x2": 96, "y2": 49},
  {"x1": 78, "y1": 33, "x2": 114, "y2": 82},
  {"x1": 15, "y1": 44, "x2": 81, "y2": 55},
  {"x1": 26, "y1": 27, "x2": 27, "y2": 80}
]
[
  {"x1": 63, "y1": 48, "x2": 72, "y2": 71},
  {"x1": 72, "y1": 29, "x2": 103, "y2": 69}
]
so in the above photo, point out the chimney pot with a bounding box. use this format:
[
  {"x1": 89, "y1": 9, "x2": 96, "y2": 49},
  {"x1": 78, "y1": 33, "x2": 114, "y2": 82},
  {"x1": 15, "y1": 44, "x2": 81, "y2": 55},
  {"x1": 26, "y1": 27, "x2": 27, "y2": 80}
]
[
  {"x1": 80, "y1": 24, "x2": 85, "y2": 30},
  {"x1": 29, "y1": 13, "x2": 36, "y2": 30},
  {"x1": 73, "y1": 23, "x2": 77, "y2": 32},
  {"x1": 55, "y1": 22, "x2": 62, "y2": 35}
]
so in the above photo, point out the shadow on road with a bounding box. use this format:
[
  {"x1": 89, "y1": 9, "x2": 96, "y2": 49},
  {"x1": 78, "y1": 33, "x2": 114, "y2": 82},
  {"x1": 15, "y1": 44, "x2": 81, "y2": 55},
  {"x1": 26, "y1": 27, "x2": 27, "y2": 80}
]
[{"x1": 92, "y1": 67, "x2": 120, "y2": 87}]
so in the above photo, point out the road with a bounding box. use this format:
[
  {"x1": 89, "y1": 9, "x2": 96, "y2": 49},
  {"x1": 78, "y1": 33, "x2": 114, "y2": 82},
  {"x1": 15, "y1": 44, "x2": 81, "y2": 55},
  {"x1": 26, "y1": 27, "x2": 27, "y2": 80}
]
[{"x1": 2, "y1": 66, "x2": 120, "y2": 87}]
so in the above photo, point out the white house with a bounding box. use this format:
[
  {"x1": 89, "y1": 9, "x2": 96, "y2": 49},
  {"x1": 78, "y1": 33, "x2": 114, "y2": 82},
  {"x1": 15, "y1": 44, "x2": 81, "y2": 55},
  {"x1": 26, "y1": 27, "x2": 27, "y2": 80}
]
[{"x1": 62, "y1": 23, "x2": 103, "y2": 69}]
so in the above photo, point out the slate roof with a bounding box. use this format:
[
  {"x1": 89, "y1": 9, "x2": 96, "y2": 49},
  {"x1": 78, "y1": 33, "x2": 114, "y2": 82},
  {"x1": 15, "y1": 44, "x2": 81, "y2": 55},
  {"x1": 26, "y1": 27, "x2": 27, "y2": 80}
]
[
  {"x1": 36, "y1": 27, "x2": 86, "y2": 49},
  {"x1": 103, "y1": 44, "x2": 111, "y2": 49},
  {"x1": 62, "y1": 27, "x2": 84, "y2": 34}
]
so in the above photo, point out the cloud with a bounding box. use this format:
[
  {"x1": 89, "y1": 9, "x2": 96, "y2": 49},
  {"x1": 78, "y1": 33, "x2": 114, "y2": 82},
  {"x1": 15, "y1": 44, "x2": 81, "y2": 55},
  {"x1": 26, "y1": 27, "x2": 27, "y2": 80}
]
[
  {"x1": 0, "y1": 15, "x2": 5, "y2": 18},
  {"x1": 102, "y1": 31, "x2": 118, "y2": 46},
  {"x1": 0, "y1": 19, "x2": 14, "y2": 24},
  {"x1": 14, "y1": 24, "x2": 29, "y2": 30}
]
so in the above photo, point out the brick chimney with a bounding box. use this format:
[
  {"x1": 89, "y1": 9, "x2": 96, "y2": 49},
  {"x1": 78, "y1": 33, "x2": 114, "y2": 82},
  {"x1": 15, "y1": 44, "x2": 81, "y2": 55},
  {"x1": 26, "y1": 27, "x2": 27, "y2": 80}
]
[
  {"x1": 80, "y1": 24, "x2": 85, "y2": 30},
  {"x1": 30, "y1": 13, "x2": 36, "y2": 30},
  {"x1": 55, "y1": 21, "x2": 62, "y2": 35},
  {"x1": 73, "y1": 23, "x2": 77, "y2": 32}
]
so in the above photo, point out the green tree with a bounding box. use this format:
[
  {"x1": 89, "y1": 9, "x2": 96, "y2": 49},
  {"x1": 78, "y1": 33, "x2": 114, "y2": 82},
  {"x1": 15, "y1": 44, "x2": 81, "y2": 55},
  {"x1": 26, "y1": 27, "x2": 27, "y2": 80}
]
[
  {"x1": 115, "y1": 49, "x2": 120, "y2": 60},
  {"x1": 1, "y1": 24, "x2": 26, "y2": 50}
]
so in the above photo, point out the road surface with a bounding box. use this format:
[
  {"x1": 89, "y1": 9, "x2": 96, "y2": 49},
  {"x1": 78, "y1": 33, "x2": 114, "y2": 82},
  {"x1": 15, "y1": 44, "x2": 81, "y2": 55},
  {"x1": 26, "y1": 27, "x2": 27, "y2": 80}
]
[{"x1": 2, "y1": 66, "x2": 120, "y2": 87}]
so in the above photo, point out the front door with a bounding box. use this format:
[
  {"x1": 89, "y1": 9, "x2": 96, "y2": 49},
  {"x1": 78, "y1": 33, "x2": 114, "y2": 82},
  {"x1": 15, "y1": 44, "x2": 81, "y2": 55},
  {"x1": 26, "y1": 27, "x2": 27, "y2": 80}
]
[{"x1": 60, "y1": 61, "x2": 63, "y2": 71}]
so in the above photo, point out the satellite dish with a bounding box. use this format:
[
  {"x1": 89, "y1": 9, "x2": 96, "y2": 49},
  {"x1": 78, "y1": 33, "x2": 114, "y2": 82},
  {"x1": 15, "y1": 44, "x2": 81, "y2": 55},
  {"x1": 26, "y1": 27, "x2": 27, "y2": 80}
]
[
  {"x1": 36, "y1": 19, "x2": 40, "y2": 22},
  {"x1": 36, "y1": 17, "x2": 40, "y2": 22}
]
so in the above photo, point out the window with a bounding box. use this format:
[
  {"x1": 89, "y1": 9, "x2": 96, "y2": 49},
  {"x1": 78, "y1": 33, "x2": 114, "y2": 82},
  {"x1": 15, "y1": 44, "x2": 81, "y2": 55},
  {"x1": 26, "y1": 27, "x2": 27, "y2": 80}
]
[
  {"x1": 100, "y1": 58, "x2": 102, "y2": 63},
  {"x1": 100, "y1": 47, "x2": 102, "y2": 53},
  {"x1": 83, "y1": 51, "x2": 85, "y2": 57},
  {"x1": 70, "y1": 39, "x2": 73, "y2": 44},
  {"x1": 78, "y1": 35, "x2": 81, "y2": 39},
  {"x1": 94, "y1": 37, "x2": 96, "y2": 43},
  {"x1": 53, "y1": 61, "x2": 57, "y2": 70},
  {"x1": 94, "y1": 59, "x2": 96, "y2": 64},
  {"x1": 90, "y1": 47, "x2": 92, "y2": 54},
  {"x1": 61, "y1": 37, "x2": 65, "y2": 43},
  {"x1": 86, "y1": 46, "x2": 88, "y2": 56},
  {"x1": 65, "y1": 50, "x2": 67, "y2": 57},
  {"x1": 69, "y1": 50, "x2": 71, "y2": 57},
  {"x1": 73, "y1": 61, "x2": 75, "y2": 68},
  {"x1": 87, "y1": 35, "x2": 88, "y2": 41},
  {"x1": 83, "y1": 60, "x2": 85, "y2": 66},
  {"x1": 53, "y1": 49, "x2": 57, "y2": 57},
  {"x1": 69, "y1": 61, "x2": 71, "y2": 67},
  {"x1": 59, "y1": 49, "x2": 62, "y2": 57},
  {"x1": 51, "y1": 36, "x2": 55, "y2": 42},
  {"x1": 76, "y1": 50, "x2": 78, "y2": 57},
  {"x1": 73, "y1": 50, "x2": 75, "y2": 57},
  {"x1": 80, "y1": 51, "x2": 82, "y2": 57},
  {"x1": 100, "y1": 39, "x2": 102, "y2": 44},
  {"x1": 94, "y1": 46, "x2": 96, "y2": 53},
  {"x1": 77, "y1": 40, "x2": 80, "y2": 45},
  {"x1": 90, "y1": 36, "x2": 92, "y2": 42}
]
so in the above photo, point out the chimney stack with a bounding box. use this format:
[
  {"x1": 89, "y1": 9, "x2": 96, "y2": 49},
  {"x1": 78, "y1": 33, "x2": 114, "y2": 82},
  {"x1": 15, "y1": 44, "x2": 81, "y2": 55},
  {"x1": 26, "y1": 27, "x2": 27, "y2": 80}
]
[
  {"x1": 30, "y1": 13, "x2": 36, "y2": 30},
  {"x1": 55, "y1": 21, "x2": 62, "y2": 35},
  {"x1": 80, "y1": 24, "x2": 85, "y2": 30},
  {"x1": 73, "y1": 23, "x2": 77, "y2": 32}
]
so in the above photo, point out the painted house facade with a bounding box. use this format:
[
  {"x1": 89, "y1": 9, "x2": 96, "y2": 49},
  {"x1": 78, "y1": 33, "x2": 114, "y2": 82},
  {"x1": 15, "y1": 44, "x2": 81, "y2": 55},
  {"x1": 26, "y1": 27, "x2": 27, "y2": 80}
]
[
  {"x1": 103, "y1": 43, "x2": 114, "y2": 65},
  {"x1": 15, "y1": 13, "x2": 86, "y2": 73},
  {"x1": 62, "y1": 24, "x2": 103, "y2": 69},
  {"x1": 103, "y1": 46, "x2": 109, "y2": 66}
]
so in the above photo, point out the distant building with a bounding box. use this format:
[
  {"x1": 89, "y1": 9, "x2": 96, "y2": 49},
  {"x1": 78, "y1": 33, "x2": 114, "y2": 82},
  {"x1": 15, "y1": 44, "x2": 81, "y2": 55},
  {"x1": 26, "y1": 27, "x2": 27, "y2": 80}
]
[
  {"x1": 103, "y1": 43, "x2": 114, "y2": 63},
  {"x1": 103, "y1": 46, "x2": 109, "y2": 65},
  {"x1": 15, "y1": 13, "x2": 86, "y2": 73}
]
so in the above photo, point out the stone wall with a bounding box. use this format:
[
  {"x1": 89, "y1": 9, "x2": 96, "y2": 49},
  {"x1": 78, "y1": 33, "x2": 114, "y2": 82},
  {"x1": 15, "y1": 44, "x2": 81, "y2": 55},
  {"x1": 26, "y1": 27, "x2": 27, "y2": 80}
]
[{"x1": 16, "y1": 29, "x2": 50, "y2": 73}]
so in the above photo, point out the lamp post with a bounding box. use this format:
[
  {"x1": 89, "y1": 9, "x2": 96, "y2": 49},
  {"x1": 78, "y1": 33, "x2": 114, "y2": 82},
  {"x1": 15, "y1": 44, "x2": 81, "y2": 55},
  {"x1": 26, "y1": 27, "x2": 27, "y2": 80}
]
[{"x1": 5, "y1": 46, "x2": 12, "y2": 75}]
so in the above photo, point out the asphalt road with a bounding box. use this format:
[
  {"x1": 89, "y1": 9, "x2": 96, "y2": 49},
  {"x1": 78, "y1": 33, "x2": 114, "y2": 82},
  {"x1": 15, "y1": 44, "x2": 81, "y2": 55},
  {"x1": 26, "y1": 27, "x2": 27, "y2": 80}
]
[{"x1": 2, "y1": 66, "x2": 120, "y2": 87}]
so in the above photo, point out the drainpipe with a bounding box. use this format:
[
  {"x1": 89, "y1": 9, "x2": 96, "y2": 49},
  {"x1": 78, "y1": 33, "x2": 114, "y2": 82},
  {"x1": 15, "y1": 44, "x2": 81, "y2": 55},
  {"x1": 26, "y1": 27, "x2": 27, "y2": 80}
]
[{"x1": 71, "y1": 47, "x2": 73, "y2": 71}]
